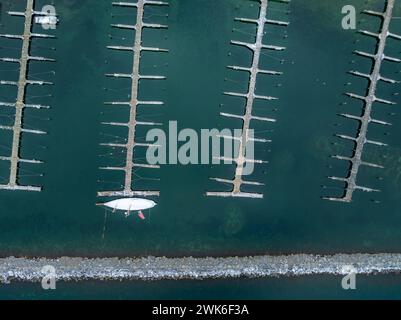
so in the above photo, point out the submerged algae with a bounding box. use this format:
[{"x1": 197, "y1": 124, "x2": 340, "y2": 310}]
[{"x1": 221, "y1": 204, "x2": 246, "y2": 237}]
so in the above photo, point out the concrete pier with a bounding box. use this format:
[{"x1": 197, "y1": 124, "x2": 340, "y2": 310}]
[
  {"x1": 0, "y1": 0, "x2": 55, "y2": 192},
  {"x1": 325, "y1": 0, "x2": 400, "y2": 202},
  {"x1": 1, "y1": 253, "x2": 401, "y2": 282},
  {"x1": 207, "y1": 0, "x2": 289, "y2": 199},
  {"x1": 98, "y1": 1, "x2": 168, "y2": 198}
]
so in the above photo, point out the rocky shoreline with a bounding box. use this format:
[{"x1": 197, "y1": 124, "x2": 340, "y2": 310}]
[{"x1": 1, "y1": 254, "x2": 401, "y2": 283}]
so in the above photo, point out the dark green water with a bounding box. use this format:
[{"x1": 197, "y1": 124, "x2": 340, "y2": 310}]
[
  {"x1": 0, "y1": 0, "x2": 401, "y2": 299},
  {"x1": 1, "y1": 275, "x2": 401, "y2": 299}
]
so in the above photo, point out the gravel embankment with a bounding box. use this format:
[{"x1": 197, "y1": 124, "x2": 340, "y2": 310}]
[{"x1": 1, "y1": 254, "x2": 401, "y2": 283}]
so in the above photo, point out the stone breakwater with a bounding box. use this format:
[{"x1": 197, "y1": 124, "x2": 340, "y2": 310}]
[{"x1": 1, "y1": 254, "x2": 401, "y2": 283}]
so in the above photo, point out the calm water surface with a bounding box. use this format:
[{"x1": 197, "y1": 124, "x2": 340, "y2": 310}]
[{"x1": 0, "y1": 0, "x2": 400, "y2": 299}]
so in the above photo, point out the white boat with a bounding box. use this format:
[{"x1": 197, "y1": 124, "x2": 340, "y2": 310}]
[{"x1": 102, "y1": 198, "x2": 156, "y2": 212}]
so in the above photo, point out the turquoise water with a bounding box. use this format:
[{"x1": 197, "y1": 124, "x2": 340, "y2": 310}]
[{"x1": 0, "y1": 0, "x2": 401, "y2": 298}]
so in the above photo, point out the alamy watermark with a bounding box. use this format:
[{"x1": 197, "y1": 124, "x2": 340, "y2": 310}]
[
  {"x1": 34, "y1": 5, "x2": 58, "y2": 30},
  {"x1": 41, "y1": 265, "x2": 56, "y2": 290},
  {"x1": 342, "y1": 5, "x2": 356, "y2": 30},
  {"x1": 145, "y1": 121, "x2": 256, "y2": 175},
  {"x1": 341, "y1": 265, "x2": 357, "y2": 290}
]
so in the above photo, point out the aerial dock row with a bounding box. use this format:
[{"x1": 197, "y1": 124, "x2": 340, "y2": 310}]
[
  {"x1": 0, "y1": 0, "x2": 55, "y2": 192},
  {"x1": 207, "y1": 0, "x2": 289, "y2": 199},
  {"x1": 325, "y1": 0, "x2": 401, "y2": 202},
  {"x1": 98, "y1": 0, "x2": 168, "y2": 198}
]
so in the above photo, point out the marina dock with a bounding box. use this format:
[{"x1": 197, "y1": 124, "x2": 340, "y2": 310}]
[
  {"x1": 98, "y1": 0, "x2": 168, "y2": 198},
  {"x1": 0, "y1": 0, "x2": 55, "y2": 192},
  {"x1": 207, "y1": 0, "x2": 289, "y2": 199},
  {"x1": 325, "y1": 0, "x2": 401, "y2": 202}
]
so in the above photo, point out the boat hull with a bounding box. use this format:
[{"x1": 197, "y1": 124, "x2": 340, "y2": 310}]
[{"x1": 104, "y1": 198, "x2": 156, "y2": 211}]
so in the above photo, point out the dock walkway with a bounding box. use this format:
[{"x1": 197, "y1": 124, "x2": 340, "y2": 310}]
[
  {"x1": 98, "y1": 0, "x2": 168, "y2": 198},
  {"x1": 0, "y1": 0, "x2": 55, "y2": 192},
  {"x1": 325, "y1": 0, "x2": 401, "y2": 202},
  {"x1": 207, "y1": 0, "x2": 289, "y2": 199}
]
